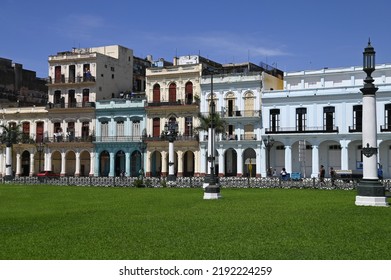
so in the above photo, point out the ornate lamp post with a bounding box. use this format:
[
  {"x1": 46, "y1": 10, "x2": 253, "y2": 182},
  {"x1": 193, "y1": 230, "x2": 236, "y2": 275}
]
[
  {"x1": 36, "y1": 142, "x2": 44, "y2": 173},
  {"x1": 162, "y1": 120, "x2": 178, "y2": 181},
  {"x1": 355, "y1": 40, "x2": 388, "y2": 206},
  {"x1": 203, "y1": 68, "x2": 221, "y2": 199},
  {"x1": 263, "y1": 135, "x2": 274, "y2": 177}
]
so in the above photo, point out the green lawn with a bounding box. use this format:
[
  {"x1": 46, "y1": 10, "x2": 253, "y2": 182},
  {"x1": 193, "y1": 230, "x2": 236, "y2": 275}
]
[{"x1": 0, "y1": 184, "x2": 390, "y2": 260}]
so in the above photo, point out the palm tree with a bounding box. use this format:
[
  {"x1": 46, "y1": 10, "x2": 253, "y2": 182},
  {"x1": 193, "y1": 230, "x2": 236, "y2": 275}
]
[
  {"x1": 194, "y1": 112, "x2": 226, "y2": 135},
  {"x1": 1, "y1": 124, "x2": 22, "y2": 179}
]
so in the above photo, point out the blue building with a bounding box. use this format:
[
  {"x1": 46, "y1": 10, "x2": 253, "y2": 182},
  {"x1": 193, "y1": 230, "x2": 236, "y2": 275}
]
[{"x1": 94, "y1": 98, "x2": 146, "y2": 177}]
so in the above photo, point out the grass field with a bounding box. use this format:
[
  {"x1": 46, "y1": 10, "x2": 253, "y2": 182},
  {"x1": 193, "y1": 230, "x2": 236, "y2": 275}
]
[{"x1": 0, "y1": 184, "x2": 390, "y2": 260}]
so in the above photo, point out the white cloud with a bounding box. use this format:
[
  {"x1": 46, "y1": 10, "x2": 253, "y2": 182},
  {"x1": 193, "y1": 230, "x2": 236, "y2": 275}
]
[{"x1": 136, "y1": 31, "x2": 290, "y2": 63}]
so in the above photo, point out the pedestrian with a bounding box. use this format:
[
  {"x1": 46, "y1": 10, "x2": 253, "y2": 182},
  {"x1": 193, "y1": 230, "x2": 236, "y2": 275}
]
[
  {"x1": 319, "y1": 165, "x2": 325, "y2": 185},
  {"x1": 280, "y1": 167, "x2": 288, "y2": 181},
  {"x1": 330, "y1": 167, "x2": 336, "y2": 188}
]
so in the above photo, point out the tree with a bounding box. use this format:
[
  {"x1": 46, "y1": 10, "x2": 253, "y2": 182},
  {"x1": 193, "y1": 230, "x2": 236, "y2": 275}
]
[
  {"x1": 1, "y1": 123, "x2": 22, "y2": 146},
  {"x1": 1, "y1": 123, "x2": 22, "y2": 179},
  {"x1": 194, "y1": 112, "x2": 226, "y2": 134}
]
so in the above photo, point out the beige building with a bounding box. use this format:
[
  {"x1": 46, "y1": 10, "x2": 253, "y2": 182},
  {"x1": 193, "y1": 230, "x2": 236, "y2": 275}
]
[{"x1": 144, "y1": 55, "x2": 220, "y2": 177}]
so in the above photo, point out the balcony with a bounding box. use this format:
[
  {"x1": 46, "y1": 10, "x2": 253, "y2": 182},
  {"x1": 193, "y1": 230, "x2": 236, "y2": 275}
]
[
  {"x1": 144, "y1": 134, "x2": 198, "y2": 142},
  {"x1": 94, "y1": 136, "x2": 144, "y2": 142},
  {"x1": 47, "y1": 75, "x2": 96, "y2": 85},
  {"x1": 199, "y1": 110, "x2": 261, "y2": 119},
  {"x1": 221, "y1": 110, "x2": 261, "y2": 118},
  {"x1": 43, "y1": 134, "x2": 94, "y2": 143},
  {"x1": 47, "y1": 101, "x2": 95, "y2": 109},
  {"x1": 265, "y1": 126, "x2": 339, "y2": 134}
]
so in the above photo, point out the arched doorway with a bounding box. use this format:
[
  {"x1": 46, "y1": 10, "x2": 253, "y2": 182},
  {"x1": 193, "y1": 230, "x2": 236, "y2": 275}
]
[
  {"x1": 225, "y1": 148, "x2": 237, "y2": 176},
  {"x1": 183, "y1": 151, "x2": 195, "y2": 177},
  {"x1": 21, "y1": 151, "x2": 30, "y2": 176},
  {"x1": 131, "y1": 150, "x2": 142, "y2": 176},
  {"x1": 80, "y1": 150, "x2": 91, "y2": 176},
  {"x1": 243, "y1": 148, "x2": 256, "y2": 177},
  {"x1": 115, "y1": 150, "x2": 125, "y2": 176},
  {"x1": 99, "y1": 151, "x2": 110, "y2": 176},
  {"x1": 66, "y1": 151, "x2": 76, "y2": 176},
  {"x1": 151, "y1": 151, "x2": 162, "y2": 177}
]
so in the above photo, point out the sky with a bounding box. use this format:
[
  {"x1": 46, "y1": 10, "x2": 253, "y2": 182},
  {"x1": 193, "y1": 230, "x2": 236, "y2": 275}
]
[{"x1": 1, "y1": 0, "x2": 391, "y2": 78}]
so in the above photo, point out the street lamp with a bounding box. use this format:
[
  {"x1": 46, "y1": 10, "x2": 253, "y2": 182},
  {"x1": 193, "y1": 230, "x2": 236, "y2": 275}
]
[
  {"x1": 203, "y1": 68, "x2": 221, "y2": 199},
  {"x1": 36, "y1": 141, "x2": 44, "y2": 173},
  {"x1": 263, "y1": 135, "x2": 274, "y2": 177},
  {"x1": 162, "y1": 120, "x2": 178, "y2": 181},
  {"x1": 355, "y1": 39, "x2": 388, "y2": 207}
]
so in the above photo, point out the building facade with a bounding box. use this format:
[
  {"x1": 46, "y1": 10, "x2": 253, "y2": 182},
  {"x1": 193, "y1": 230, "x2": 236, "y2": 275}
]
[
  {"x1": 262, "y1": 64, "x2": 391, "y2": 178},
  {"x1": 94, "y1": 99, "x2": 146, "y2": 177},
  {"x1": 199, "y1": 63, "x2": 283, "y2": 177}
]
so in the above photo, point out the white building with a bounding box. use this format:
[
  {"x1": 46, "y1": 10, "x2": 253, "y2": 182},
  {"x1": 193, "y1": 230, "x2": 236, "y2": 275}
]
[
  {"x1": 199, "y1": 63, "x2": 283, "y2": 177},
  {"x1": 262, "y1": 64, "x2": 391, "y2": 178}
]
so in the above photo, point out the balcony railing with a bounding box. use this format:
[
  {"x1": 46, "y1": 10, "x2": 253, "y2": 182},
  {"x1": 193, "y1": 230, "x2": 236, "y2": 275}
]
[
  {"x1": 43, "y1": 135, "x2": 94, "y2": 143},
  {"x1": 199, "y1": 110, "x2": 261, "y2": 118},
  {"x1": 144, "y1": 135, "x2": 198, "y2": 141},
  {"x1": 221, "y1": 110, "x2": 261, "y2": 118},
  {"x1": 265, "y1": 126, "x2": 339, "y2": 134},
  {"x1": 47, "y1": 76, "x2": 96, "y2": 85},
  {"x1": 201, "y1": 134, "x2": 257, "y2": 141},
  {"x1": 94, "y1": 136, "x2": 144, "y2": 142},
  {"x1": 47, "y1": 102, "x2": 95, "y2": 109}
]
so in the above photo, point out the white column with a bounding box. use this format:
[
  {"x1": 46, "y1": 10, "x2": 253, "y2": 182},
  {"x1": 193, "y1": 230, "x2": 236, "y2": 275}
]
[
  {"x1": 312, "y1": 145, "x2": 319, "y2": 178},
  {"x1": 177, "y1": 150, "x2": 183, "y2": 177},
  {"x1": 15, "y1": 152, "x2": 21, "y2": 177},
  {"x1": 90, "y1": 151, "x2": 95, "y2": 176},
  {"x1": 200, "y1": 146, "x2": 206, "y2": 176},
  {"x1": 109, "y1": 152, "x2": 115, "y2": 177},
  {"x1": 256, "y1": 144, "x2": 261, "y2": 177},
  {"x1": 29, "y1": 153, "x2": 35, "y2": 176},
  {"x1": 125, "y1": 152, "x2": 131, "y2": 176},
  {"x1": 168, "y1": 141, "x2": 175, "y2": 177},
  {"x1": 340, "y1": 139, "x2": 350, "y2": 170},
  {"x1": 260, "y1": 145, "x2": 267, "y2": 177},
  {"x1": 218, "y1": 148, "x2": 225, "y2": 176},
  {"x1": 5, "y1": 146, "x2": 12, "y2": 177},
  {"x1": 237, "y1": 146, "x2": 243, "y2": 176},
  {"x1": 362, "y1": 94, "x2": 378, "y2": 179},
  {"x1": 284, "y1": 145, "x2": 292, "y2": 174},
  {"x1": 60, "y1": 151, "x2": 66, "y2": 176},
  {"x1": 75, "y1": 151, "x2": 80, "y2": 176}
]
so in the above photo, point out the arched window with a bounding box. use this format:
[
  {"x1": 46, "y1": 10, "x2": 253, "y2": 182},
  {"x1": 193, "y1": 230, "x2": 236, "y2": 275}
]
[
  {"x1": 153, "y1": 118, "x2": 160, "y2": 137},
  {"x1": 185, "y1": 82, "x2": 193, "y2": 104},
  {"x1": 153, "y1": 84, "x2": 160, "y2": 103},
  {"x1": 169, "y1": 83, "x2": 177, "y2": 103}
]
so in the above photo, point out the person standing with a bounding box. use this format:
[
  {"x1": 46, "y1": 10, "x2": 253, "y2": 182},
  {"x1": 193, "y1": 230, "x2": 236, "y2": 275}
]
[
  {"x1": 330, "y1": 167, "x2": 336, "y2": 188},
  {"x1": 319, "y1": 165, "x2": 325, "y2": 185}
]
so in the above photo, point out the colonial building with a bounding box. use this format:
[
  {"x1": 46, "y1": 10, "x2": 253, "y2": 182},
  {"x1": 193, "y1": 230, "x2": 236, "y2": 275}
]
[
  {"x1": 144, "y1": 55, "x2": 220, "y2": 177},
  {"x1": 199, "y1": 62, "x2": 283, "y2": 177},
  {"x1": 0, "y1": 106, "x2": 47, "y2": 177},
  {"x1": 262, "y1": 64, "x2": 391, "y2": 178},
  {"x1": 94, "y1": 98, "x2": 147, "y2": 177}
]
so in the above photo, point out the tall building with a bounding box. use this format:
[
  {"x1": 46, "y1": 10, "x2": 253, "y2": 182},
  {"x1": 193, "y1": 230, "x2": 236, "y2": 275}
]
[{"x1": 144, "y1": 55, "x2": 219, "y2": 177}]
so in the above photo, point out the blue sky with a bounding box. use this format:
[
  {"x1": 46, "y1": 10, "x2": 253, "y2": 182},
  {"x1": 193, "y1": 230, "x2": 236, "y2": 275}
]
[{"x1": 1, "y1": 0, "x2": 391, "y2": 78}]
